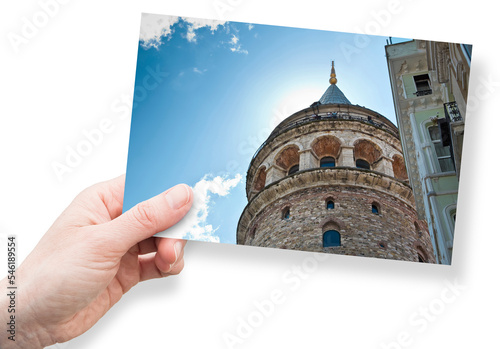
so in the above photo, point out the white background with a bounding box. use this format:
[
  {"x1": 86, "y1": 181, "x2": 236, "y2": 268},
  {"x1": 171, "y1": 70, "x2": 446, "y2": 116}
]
[{"x1": 1, "y1": 0, "x2": 498, "y2": 348}]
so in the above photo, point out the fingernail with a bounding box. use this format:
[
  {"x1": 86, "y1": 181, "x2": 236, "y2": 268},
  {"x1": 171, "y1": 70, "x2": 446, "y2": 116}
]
[
  {"x1": 165, "y1": 184, "x2": 190, "y2": 209},
  {"x1": 167, "y1": 242, "x2": 183, "y2": 272},
  {"x1": 173, "y1": 241, "x2": 183, "y2": 264}
]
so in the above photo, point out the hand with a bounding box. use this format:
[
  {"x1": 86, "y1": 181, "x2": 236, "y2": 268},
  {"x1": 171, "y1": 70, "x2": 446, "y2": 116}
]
[{"x1": 0, "y1": 175, "x2": 193, "y2": 348}]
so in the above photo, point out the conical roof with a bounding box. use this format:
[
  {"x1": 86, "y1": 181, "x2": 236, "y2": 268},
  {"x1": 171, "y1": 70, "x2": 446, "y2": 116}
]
[
  {"x1": 319, "y1": 83, "x2": 351, "y2": 105},
  {"x1": 318, "y1": 61, "x2": 351, "y2": 105}
]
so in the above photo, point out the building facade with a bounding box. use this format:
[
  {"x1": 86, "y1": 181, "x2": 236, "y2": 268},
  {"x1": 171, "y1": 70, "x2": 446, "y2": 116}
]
[
  {"x1": 237, "y1": 63, "x2": 436, "y2": 263},
  {"x1": 385, "y1": 39, "x2": 471, "y2": 264}
]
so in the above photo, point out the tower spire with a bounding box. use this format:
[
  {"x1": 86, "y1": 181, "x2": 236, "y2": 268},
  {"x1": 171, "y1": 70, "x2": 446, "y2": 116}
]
[
  {"x1": 319, "y1": 61, "x2": 351, "y2": 105},
  {"x1": 329, "y1": 60, "x2": 337, "y2": 85}
]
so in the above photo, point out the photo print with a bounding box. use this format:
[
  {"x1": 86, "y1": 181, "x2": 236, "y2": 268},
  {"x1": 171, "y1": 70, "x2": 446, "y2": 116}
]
[{"x1": 123, "y1": 13, "x2": 472, "y2": 265}]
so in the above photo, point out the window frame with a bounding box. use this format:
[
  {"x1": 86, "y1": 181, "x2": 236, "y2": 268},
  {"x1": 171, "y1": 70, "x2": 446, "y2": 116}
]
[
  {"x1": 427, "y1": 123, "x2": 455, "y2": 173},
  {"x1": 288, "y1": 164, "x2": 299, "y2": 176},
  {"x1": 282, "y1": 206, "x2": 291, "y2": 220},
  {"x1": 320, "y1": 156, "x2": 336, "y2": 168},
  {"x1": 413, "y1": 73, "x2": 432, "y2": 96},
  {"x1": 326, "y1": 200, "x2": 335, "y2": 210},
  {"x1": 323, "y1": 230, "x2": 341, "y2": 247},
  {"x1": 356, "y1": 159, "x2": 371, "y2": 170},
  {"x1": 416, "y1": 246, "x2": 428, "y2": 263}
]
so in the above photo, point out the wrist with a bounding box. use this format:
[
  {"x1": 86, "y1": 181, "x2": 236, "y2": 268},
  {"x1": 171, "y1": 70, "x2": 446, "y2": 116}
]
[{"x1": 0, "y1": 276, "x2": 53, "y2": 349}]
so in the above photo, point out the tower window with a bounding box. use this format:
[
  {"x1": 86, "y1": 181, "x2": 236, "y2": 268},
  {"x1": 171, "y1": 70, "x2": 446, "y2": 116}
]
[
  {"x1": 288, "y1": 164, "x2": 299, "y2": 175},
  {"x1": 428, "y1": 125, "x2": 455, "y2": 172},
  {"x1": 326, "y1": 200, "x2": 335, "y2": 210},
  {"x1": 356, "y1": 159, "x2": 370, "y2": 170},
  {"x1": 282, "y1": 207, "x2": 291, "y2": 220},
  {"x1": 416, "y1": 246, "x2": 428, "y2": 263},
  {"x1": 323, "y1": 230, "x2": 341, "y2": 247},
  {"x1": 413, "y1": 74, "x2": 432, "y2": 96},
  {"x1": 371, "y1": 203, "x2": 380, "y2": 215},
  {"x1": 320, "y1": 156, "x2": 336, "y2": 168}
]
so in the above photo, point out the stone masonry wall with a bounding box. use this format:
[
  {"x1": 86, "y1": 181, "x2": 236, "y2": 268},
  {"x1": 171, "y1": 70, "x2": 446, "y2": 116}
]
[{"x1": 244, "y1": 184, "x2": 435, "y2": 263}]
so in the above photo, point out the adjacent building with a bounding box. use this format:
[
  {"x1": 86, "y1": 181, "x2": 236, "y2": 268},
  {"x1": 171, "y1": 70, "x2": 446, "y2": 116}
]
[{"x1": 385, "y1": 39, "x2": 471, "y2": 264}]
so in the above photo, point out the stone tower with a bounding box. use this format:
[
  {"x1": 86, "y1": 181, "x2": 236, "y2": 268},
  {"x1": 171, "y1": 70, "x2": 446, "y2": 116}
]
[{"x1": 237, "y1": 62, "x2": 436, "y2": 263}]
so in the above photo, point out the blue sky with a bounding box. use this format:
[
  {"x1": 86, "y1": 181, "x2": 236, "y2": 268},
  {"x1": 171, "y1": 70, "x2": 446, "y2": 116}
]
[{"x1": 123, "y1": 15, "x2": 410, "y2": 244}]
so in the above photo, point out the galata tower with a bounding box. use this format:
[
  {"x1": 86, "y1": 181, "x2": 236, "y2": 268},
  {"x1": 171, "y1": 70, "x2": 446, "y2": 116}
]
[{"x1": 237, "y1": 62, "x2": 436, "y2": 263}]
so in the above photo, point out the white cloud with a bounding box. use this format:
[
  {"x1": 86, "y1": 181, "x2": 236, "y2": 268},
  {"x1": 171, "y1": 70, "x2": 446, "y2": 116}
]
[
  {"x1": 182, "y1": 17, "x2": 226, "y2": 32},
  {"x1": 185, "y1": 26, "x2": 197, "y2": 42},
  {"x1": 139, "y1": 14, "x2": 179, "y2": 50},
  {"x1": 229, "y1": 34, "x2": 248, "y2": 54},
  {"x1": 230, "y1": 45, "x2": 249, "y2": 55},
  {"x1": 139, "y1": 14, "x2": 226, "y2": 49},
  {"x1": 139, "y1": 14, "x2": 248, "y2": 55},
  {"x1": 182, "y1": 17, "x2": 226, "y2": 43},
  {"x1": 193, "y1": 67, "x2": 207, "y2": 74},
  {"x1": 157, "y1": 174, "x2": 242, "y2": 242}
]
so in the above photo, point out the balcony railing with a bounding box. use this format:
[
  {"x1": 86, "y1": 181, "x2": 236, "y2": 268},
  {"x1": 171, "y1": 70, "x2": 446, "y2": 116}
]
[
  {"x1": 414, "y1": 89, "x2": 433, "y2": 97},
  {"x1": 444, "y1": 101, "x2": 463, "y2": 123}
]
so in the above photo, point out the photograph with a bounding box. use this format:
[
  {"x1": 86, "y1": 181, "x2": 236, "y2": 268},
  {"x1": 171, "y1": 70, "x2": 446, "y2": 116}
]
[{"x1": 124, "y1": 14, "x2": 471, "y2": 265}]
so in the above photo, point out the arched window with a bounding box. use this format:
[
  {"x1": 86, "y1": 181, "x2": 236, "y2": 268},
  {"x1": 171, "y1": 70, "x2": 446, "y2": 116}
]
[
  {"x1": 356, "y1": 159, "x2": 370, "y2": 169},
  {"x1": 326, "y1": 200, "x2": 335, "y2": 209},
  {"x1": 354, "y1": 139, "x2": 381, "y2": 170},
  {"x1": 282, "y1": 207, "x2": 291, "y2": 220},
  {"x1": 320, "y1": 156, "x2": 336, "y2": 168},
  {"x1": 416, "y1": 246, "x2": 428, "y2": 263},
  {"x1": 311, "y1": 136, "x2": 341, "y2": 164},
  {"x1": 323, "y1": 230, "x2": 341, "y2": 247},
  {"x1": 372, "y1": 203, "x2": 380, "y2": 215},
  {"x1": 288, "y1": 164, "x2": 299, "y2": 175},
  {"x1": 275, "y1": 145, "x2": 300, "y2": 179}
]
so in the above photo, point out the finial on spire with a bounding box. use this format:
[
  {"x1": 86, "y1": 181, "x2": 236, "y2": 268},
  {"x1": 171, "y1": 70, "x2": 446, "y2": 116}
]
[{"x1": 329, "y1": 60, "x2": 338, "y2": 85}]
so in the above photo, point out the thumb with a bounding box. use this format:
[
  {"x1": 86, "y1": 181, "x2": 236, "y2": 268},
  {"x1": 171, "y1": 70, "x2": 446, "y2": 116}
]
[{"x1": 106, "y1": 184, "x2": 193, "y2": 251}]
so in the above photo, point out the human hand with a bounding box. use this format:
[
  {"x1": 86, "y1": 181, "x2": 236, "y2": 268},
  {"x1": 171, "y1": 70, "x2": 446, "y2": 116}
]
[{"x1": 0, "y1": 175, "x2": 193, "y2": 348}]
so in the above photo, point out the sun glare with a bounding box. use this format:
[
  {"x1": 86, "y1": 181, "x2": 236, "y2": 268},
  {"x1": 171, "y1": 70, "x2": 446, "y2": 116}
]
[{"x1": 270, "y1": 86, "x2": 325, "y2": 128}]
